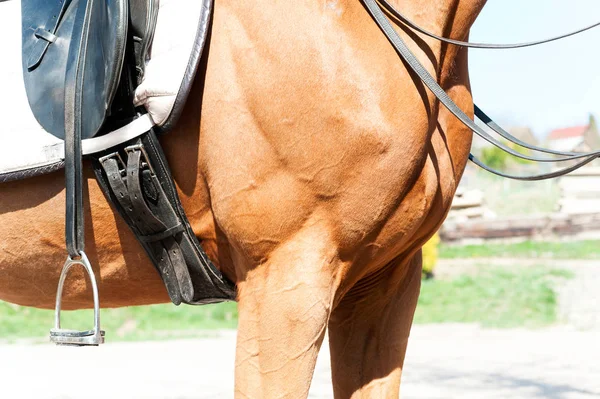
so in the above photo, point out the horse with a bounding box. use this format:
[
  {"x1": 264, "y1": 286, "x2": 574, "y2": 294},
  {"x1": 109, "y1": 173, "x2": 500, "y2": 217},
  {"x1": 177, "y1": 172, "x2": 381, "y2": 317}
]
[{"x1": 0, "y1": 0, "x2": 484, "y2": 396}]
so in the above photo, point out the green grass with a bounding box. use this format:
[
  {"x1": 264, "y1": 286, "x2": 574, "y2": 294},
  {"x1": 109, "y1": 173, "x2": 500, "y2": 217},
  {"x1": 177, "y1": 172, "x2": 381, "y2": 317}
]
[
  {"x1": 440, "y1": 240, "x2": 600, "y2": 260},
  {"x1": 414, "y1": 267, "x2": 573, "y2": 328},
  {"x1": 0, "y1": 301, "x2": 237, "y2": 342},
  {"x1": 0, "y1": 266, "x2": 573, "y2": 342}
]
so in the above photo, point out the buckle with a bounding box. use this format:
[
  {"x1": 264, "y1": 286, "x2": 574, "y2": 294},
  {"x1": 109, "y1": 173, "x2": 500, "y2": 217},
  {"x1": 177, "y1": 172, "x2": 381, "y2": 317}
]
[
  {"x1": 33, "y1": 28, "x2": 58, "y2": 44},
  {"x1": 99, "y1": 151, "x2": 127, "y2": 176},
  {"x1": 125, "y1": 144, "x2": 155, "y2": 175},
  {"x1": 49, "y1": 252, "x2": 105, "y2": 346}
]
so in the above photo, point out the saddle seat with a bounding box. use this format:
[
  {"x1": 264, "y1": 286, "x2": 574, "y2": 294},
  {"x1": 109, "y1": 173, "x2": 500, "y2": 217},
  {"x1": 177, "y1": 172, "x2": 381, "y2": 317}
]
[{"x1": 0, "y1": 0, "x2": 213, "y2": 179}]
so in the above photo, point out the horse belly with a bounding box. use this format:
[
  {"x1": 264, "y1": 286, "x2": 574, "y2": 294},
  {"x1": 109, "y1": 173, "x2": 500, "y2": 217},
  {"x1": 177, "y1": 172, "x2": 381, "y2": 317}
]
[{"x1": 0, "y1": 171, "x2": 169, "y2": 309}]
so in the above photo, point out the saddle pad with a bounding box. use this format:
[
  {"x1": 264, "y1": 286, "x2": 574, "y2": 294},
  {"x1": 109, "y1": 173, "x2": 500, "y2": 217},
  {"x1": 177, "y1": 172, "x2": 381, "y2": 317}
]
[
  {"x1": 134, "y1": 0, "x2": 211, "y2": 129},
  {"x1": 0, "y1": 0, "x2": 211, "y2": 181}
]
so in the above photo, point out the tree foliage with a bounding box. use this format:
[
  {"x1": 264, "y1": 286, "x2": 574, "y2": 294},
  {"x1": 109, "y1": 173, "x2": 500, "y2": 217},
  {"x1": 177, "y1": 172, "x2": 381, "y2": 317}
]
[{"x1": 479, "y1": 140, "x2": 532, "y2": 171}]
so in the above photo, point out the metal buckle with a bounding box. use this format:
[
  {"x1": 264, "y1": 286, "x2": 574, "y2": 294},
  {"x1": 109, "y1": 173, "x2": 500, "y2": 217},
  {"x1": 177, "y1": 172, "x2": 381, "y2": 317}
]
[
  {"x1": 99, "y1": 151, "x2": 126, "y2": 176},
  {"x1": 49, "y1": 252, "x2": 105, "y2": 346},
  {"x1": 125, "y1": 144, "x2": 155, "y2": 175}
]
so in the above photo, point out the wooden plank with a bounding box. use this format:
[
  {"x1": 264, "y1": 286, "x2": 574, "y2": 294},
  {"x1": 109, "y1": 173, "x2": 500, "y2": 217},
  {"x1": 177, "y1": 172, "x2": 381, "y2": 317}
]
[
  {"x1": 558, "y1": 199, "x2": 600, "y2": 215},
  {"x1": 558, "y1": 167, "x2": 600, "y2": 177},
  {"x1": 441, "y1": 213, "x2": 600, "y2": 242}
]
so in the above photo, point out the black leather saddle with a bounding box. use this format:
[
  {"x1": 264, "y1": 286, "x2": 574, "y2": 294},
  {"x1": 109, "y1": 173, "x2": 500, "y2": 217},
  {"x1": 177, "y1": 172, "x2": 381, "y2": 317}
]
[{"x1": 21, "y1": 0, "x2": 157, "y2": 140}]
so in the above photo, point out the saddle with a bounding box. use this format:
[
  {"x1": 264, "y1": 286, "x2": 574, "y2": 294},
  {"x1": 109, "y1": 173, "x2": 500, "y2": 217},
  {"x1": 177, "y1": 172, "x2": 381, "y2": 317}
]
[
  {"x1": 22, "y1": 0, "x2": 127, "y2": 140},
  {"x1": 10, "y1": 0, "x2": 235, "y2": 345},
  {"x1": 22, "y1": 0, "x2": 161, "y2": 139}
]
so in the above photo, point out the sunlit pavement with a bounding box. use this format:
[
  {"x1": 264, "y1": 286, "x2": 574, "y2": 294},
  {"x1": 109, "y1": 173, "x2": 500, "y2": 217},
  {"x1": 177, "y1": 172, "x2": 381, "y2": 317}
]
[{"x1": 0, "y1": 324, "x2": 598, "y2": 399}]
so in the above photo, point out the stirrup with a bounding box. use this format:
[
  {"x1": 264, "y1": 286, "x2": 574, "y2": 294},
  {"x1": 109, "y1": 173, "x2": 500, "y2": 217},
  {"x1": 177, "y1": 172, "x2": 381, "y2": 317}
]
[{"x1": 49, "y1": 252, "x2": 105, "y2": 346}]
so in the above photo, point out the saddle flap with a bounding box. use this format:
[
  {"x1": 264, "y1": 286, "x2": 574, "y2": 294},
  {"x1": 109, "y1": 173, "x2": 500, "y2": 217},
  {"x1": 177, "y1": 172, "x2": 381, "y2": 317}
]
[
  {"x1": 24, "y1": 0, "x2": 70, "y2": 71},
  {"x1": 21, "y1": 0, "x2": 128, "y2": 139}
]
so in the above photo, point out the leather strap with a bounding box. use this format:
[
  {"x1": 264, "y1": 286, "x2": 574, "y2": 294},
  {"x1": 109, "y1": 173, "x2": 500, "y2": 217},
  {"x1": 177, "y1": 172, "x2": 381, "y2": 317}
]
[
  {"x1": 92, "y1": 131, "x2": 236, "y2": 305},
  {"x1": 65, "y1": 0, "x2": 95, "y2": 257},
  {"x1": 362, "y1": 0, "x2": 600, "y2": 180},
  {"x1": 27, "y1": 0, "x2": 72, "y2": 70},
  {"x1": 129, "y1": 0, "x2": 159, "y2": 83},
  {"x1": 378, "y1": 0, "x2": 600, "y2": 50},
  {"x1": 468, "y1": 153, "x2": 598, "y2": 181},
  {"x1": 474, "y1": 106, "x2": 579, "y2": 157}
]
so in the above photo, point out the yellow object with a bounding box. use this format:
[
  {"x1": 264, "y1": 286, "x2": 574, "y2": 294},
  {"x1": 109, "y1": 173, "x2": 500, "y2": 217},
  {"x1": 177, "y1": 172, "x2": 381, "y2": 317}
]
[{"x1": 422, "y1": 233, "x2": 440, "y2": 278}]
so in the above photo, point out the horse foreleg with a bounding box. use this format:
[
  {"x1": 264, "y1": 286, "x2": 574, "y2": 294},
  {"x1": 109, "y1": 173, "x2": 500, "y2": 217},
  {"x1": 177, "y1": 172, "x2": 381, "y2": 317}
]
[
  {"x1": 233, "y1": 229, "x2": 339, "y2": 398},
  {"x1": 328, "y1": 253, "x2": 422, "y2": 398}
]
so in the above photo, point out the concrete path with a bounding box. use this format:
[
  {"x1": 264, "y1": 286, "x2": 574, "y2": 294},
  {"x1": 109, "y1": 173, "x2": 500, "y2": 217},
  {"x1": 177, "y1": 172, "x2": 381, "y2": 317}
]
[
  {"x1": 0, "y1": 324, "x2": 598, "y2": 399},
  {"x1": 1, "y1": 258, "x2": 597, "y2": 398}
]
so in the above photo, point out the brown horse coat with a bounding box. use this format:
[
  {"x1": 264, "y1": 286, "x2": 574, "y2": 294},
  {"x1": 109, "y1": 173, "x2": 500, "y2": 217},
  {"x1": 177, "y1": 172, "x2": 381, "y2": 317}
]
[{"x1": 0, "y1": 0, "x2": 485, "y2": 397}]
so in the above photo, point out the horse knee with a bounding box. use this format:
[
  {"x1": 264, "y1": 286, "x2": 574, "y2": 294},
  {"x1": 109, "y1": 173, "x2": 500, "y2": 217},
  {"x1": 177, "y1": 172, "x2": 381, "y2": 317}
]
[{"x1": 233, "y1": 230, "x2": 340, "y2": 398}]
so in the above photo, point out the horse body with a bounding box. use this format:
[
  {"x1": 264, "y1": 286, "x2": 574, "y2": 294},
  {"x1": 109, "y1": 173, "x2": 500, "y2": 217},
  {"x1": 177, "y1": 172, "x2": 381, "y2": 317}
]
[{"x1": 0, "y1": 0, "x2": 484, "y2": 396}]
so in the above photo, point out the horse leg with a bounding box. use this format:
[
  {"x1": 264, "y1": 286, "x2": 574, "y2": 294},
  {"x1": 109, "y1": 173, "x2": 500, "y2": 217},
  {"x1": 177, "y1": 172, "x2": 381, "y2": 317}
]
[
  {"x1": 233, "y1": 226, "x2": 339, "y2": 398},
  {"x1": 328, "y1": 253, "x2": 422, "y2": 398}
]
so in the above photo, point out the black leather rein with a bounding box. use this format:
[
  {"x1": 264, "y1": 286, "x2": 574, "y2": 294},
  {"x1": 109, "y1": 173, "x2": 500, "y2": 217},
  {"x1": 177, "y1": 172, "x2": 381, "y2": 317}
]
[
  {"x1": 378, "y1": 0, "x2": 600, "y2": 50},
  {"x1": 363, "y1": 0, "x2": 600, "y2": 180}
]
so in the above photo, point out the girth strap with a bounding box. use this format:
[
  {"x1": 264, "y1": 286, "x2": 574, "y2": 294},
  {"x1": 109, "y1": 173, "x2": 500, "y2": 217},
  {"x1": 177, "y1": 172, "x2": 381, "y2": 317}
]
[{"x1": 93, "y1": 131, "x2": 236, "y2": 305}]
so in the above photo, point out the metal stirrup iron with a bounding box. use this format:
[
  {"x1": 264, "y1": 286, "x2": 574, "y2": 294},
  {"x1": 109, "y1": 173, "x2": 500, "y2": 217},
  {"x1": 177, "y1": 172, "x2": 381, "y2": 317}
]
[{"x1": 49, "y1": 252, "x2": 105, "y2": 346}]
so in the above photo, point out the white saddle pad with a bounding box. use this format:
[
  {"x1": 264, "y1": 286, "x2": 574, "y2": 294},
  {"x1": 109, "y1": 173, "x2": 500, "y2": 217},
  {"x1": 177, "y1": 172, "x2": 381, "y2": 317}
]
[{"x1": 0, "y1": 0, "x2": 207, "y2": 178}]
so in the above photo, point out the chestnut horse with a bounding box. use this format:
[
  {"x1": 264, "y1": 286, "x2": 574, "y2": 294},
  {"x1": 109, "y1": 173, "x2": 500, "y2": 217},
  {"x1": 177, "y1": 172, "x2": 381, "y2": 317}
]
[{"x1": 0, "y1": 0, "x2": 484, "y2": 397}]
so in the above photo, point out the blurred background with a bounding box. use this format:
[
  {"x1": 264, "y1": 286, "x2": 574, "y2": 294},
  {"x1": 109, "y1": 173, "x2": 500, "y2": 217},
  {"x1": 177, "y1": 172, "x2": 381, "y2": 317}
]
[{"x1": 1, "y1": 0, "x2": 599, "y2": 398}]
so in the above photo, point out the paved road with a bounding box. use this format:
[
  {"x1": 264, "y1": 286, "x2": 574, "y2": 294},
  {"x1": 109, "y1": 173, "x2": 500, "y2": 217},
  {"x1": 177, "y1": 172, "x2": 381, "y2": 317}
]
[{"x1": 0, "y1": 324, "x2": 598, "y2": 399}]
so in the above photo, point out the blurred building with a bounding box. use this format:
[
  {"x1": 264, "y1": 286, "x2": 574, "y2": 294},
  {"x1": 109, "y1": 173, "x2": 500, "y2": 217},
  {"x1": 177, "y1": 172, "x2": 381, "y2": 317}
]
[
  {"x1": 546, "y1": 116, "x2": 600, "y2": 153},
  {"x1": 507, "y1": 126, "x2": 537, "y2": 146}
]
